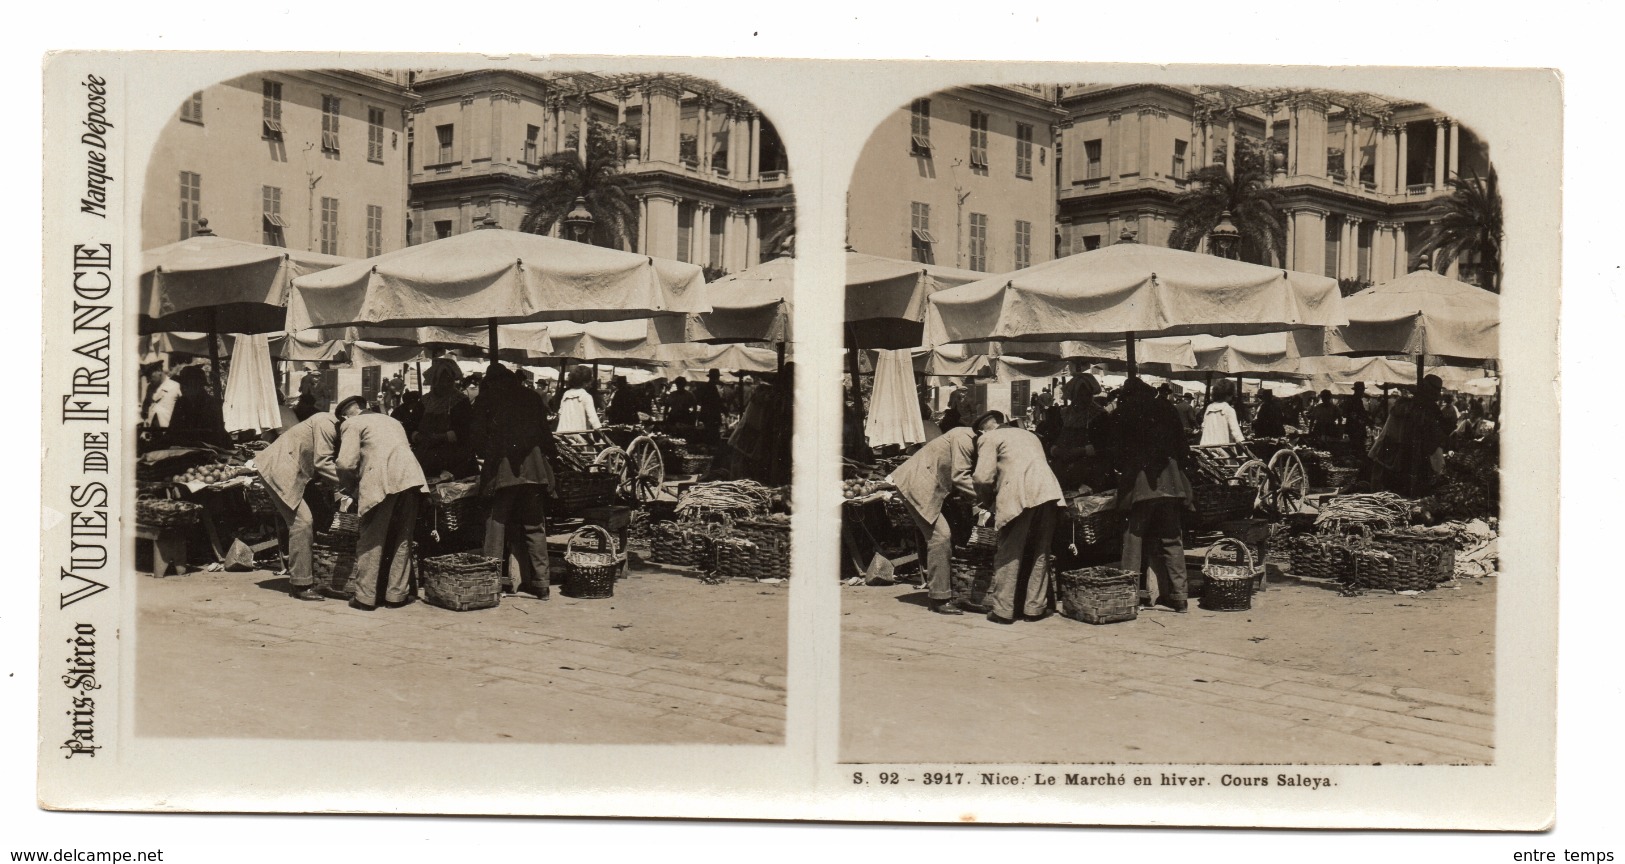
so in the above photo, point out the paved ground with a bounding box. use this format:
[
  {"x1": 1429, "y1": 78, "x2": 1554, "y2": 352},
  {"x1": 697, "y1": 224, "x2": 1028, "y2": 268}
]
[
  {"x1": 840, "y1": 569, "x2": 1495, "y2": 765},
  {"x1": 136, "y1": 559, "x2": 788, "y2": 744}
]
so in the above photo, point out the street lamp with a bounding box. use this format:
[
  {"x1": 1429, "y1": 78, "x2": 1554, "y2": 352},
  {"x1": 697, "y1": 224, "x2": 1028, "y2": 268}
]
[
  {"x1": 563, "y1": 196, "x2": 595, "y2": 244},
  {"x1": 1208, "y1": 210, "x2": 1241, "y2": 260}
]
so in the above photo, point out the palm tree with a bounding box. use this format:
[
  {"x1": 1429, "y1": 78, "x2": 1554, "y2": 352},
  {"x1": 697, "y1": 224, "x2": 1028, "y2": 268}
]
[
  {"x1": 1169, "y1": 137, "x2": 1287, "y2": 266},
  {"x1": 520, "y1": 119, "x2": 638, "y2": 249},
  {"x1": 1416, "y1": 168, "x2": 1502, "y2": 292},
  {"x1": 758, "y1": 208, "x2": 796, "y2": 259}
]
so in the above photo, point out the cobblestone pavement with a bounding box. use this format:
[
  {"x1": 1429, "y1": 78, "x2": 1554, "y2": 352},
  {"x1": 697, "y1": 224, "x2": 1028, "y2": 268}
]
[
  {"x1": 840, "y1": 573, "x2": 1495, "y2": 764},
  {"x1": 136, "y1": 562, "x2": 788, "y2": 744}
]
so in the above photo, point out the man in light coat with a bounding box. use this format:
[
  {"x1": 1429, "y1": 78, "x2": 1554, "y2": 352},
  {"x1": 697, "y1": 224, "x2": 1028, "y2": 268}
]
[
  {"x1": 972, "y1": 411, "x2": 1064, "y2": 624},
  {"x1": 888, "y1": 425, "x2": 978, "y2": 615},
  {"x1": 255, "y1": 408, "x2": 342, "y2": 600},
  {"x1": 335, "y1": 398, "x2": 429, "y2": 610}
]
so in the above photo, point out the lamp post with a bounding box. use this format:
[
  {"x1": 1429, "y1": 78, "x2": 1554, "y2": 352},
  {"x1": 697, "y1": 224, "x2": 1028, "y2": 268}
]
[
  {"x1": 1208, "y1": 210, "x2": 1241, "y2": 260},
  {"x1": 563, "y1": 196, "x2": 595, "y2": 244}
]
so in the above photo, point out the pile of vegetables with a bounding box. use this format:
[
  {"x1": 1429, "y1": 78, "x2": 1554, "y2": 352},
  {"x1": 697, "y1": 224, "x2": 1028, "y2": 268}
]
[
  {"x1": 841, "y1": 478, "x2": 890, "y2": 501},
  {"x1": 675, "y1": 480, "x2": 775, "y2": 521},
  {"x1": 1418, "y1": 442, "x2": 1499, "y2": 523},
  {"x1": 1314, "y1": 492, "x2": 1412, "y2": 533},
  {"x1": 171, "y1": 462, "x2": 252, "y2": 487}
]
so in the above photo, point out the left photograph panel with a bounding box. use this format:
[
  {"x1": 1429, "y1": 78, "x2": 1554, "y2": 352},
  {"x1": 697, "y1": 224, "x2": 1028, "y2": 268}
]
[{"x1": 134, "y1": 68, "x2": 796, "y2": 745}]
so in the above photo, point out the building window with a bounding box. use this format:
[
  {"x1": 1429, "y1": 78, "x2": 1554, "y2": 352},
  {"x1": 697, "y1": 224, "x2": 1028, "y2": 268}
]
[
  {"x1": 179, "y1": 171, "x2": 201, "y2": 239},
  {"x1": 1014, "y1": 219, "x2": 1032, "y2": 270},
  {"x1": 321, "y1": 95, "x2": 341, "y2": 158},
  {"x1": 1085, "y1": 139, "x2": 1103, "y2": 180},
  {"x1": 320, "y1": 197, "x2": 339, "y2": 255},
  {"x1": 1015, "y1": 123, "x2": 1033, "y2": 178},
  {"x1": 1172, "y1": 140, "x2": 1188, "y2": 180},
  {"x1": 435, "y1": 124, "x2": 454, "y2": 165},
  {"x1": 524, "y1": 125, "x2": 540, "y2": 164},
  {"x1": 910, "y1": 201, "x2": 935, "y2": 264},
  {"x1": 434, "y1": 220, "x2": 453, "y2": 240},
  {"x1": 180, "y1": 91, "x2": 203, "y2": 125},
  {"x1": 1082, "y1": 235, "x2": 1102, "y2": 252},
  {"x1": 910, "y1": 99, "x2": 931, "y2": 155},
  {"x1": 261, "y1": 80, "x2": 283, "y2": 139},
  {"x1": 366, "y1": 204, "x2": 383, "y2": 258},
  {"x1": 367, "y1": 107, "x2": 385, "y2": 163},
  {"x1": 969, "y1": 111, "x2": 989, "y2": 169},
  {"x1": 968, "y1": 212, "x2": 988, "y2": 272},
  {"x1": 261, "y1": 185, "x2": 284, "y2": 247}
]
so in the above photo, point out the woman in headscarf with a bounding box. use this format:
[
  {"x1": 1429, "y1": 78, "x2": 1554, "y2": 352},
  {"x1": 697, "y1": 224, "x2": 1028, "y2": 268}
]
[
  {"x1": 473, "y1": 363, "x2": 558, "y2": 599},
  {"x1": 412, "y1": 357, "x2": 478, "y2": 479},
  {"x1": 1114, "y1": 376, "x2": 1195, "y2": 613},
  {"x1": 555, "y1": 365, "x2": 602, "y2": 433},
  {"x1": 165, "y1": 365, "x2": 231, "y2": 449}
]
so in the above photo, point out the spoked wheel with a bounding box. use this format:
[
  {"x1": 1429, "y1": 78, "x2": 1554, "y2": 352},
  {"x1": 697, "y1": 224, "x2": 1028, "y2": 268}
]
[
  {"x1": 622, "y1": 435, "x2": 666, "y2": 503},
  {"x1": 1234, "y1": 459, "x2": 1270, "y2": 512},
  {"x1": 592, "y1": 445, "x2": 629, "y2": 494},
  {"x1": 1266, "y1": 448, "x2": 1309, "y2": 515}
]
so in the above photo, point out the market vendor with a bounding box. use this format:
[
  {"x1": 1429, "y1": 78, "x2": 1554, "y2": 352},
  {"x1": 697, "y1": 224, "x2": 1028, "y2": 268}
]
[
  {"x1": 605, "y1": 375, "x2": 643, "y2": 426},
  {"x1": 1049, "y1": 388, "x2": 1117, "y2": 493},
  {"x1": 335, "y1": 397, "x2": 428, "y2": 611},
  {"x1": 971, "y1": 411, "x2": 1064, "y2": 625},
  {"x1": 255, "y1": 406, "x2": 342, "y2": 602},
  {"x1": 473, "y1": 363, "x2": 557, "y2": 599},
  {"x1": 413, "y1": 357, "x2": 478, "y2": 479},
  {"x1": 888, "y1": 424, "x2": 979, "y2": 616},
  {"x1": 1114, "y1": 377, "x2": 1195, "y2": 613},
  {"x1": 695, "y1": 369, "x2": 726, "y2": 448},
  {"x1": 165, "y1": 364, "x2": 231, "y2": 449}
]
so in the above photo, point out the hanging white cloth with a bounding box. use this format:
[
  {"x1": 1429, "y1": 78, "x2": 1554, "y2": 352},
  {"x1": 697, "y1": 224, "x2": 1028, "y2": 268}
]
[
  {"x1": 222, "y1": 333, "x2": 284, "y2": 434},
  {"x1": 864, "y1": 349, "x2": 927, "y2": 449}
]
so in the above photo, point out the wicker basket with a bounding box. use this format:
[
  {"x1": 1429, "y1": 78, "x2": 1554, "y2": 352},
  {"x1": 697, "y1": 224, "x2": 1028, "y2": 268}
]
[
  {"x1": 649, "y1": 522, "x2": 710, "y2": 568},
  {"x1": 135, "y1": 499, "x2": 203, "y2": 529},
  {"x1": 713, "y1": 536, "x2": 756, "y2": 581},
  {"x1": 950, "y1": 556, "x2": 994, "y2": 611},
  {"x1": 552, "y1": 470, "x2": 618, "y2": 515},
  {"x1": 421, "y1": 552, "x2": 502, "y2": 611},
  {"x1": 563, "y1": 524, "x2": 624, "y2": 599},
  {"x1": 329, "y1": 511, "x2": 360, "y2": 534},
  {"x1": 1349, "y1": 547, "x2": 1401, "y2": 590},
  {"x1": 1200, "y1": 538, "x2": 1257, "y2": 611},
  {"x1": 245, "y1": 479, "x2": 279, "y2": 517},
  {"x1": 1192, "y1": 483, "x2": 1255, "y2": 527},
  {"x1": 734, "y1": 519, "x2": 791, "y2": 581},
  {"x1": 313, "y1": 529, "x2": 359, "y2": 598},
  {"x1": 1288, "y1": 535, "x2": 1357, "y2": 582},
  {"x1": 1369, "y1": 531, "x2": 1456, "y2": 587},
  {"x1": 1073, "y1": 507, "x2": 1125, "y2": 547},
  {"x1": 1057, "y1": 566, "x2": 1138, "y2": 625}
]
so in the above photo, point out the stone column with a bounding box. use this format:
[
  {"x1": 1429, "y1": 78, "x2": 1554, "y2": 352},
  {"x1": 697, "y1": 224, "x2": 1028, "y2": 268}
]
[
  {"x1": 694, "y1": 203, "x2": 713, "y2": 266},
  {"x1": 1348, "y1": 217, "x2": 1363, "y2": 280},
  {"x1": 1295, "y1": 97, "x2": 1328, "y2": 179},
  {"x1": 726, "y1": 110, "x2": 742, "y2": 178},
  {"x1": 489, "y1": 92, "x2": 506, "y2": 165},
  {"x1": 1287, "y1": 104, "x2": 1299, "y2": 175},
  {"x1": 1293, "y1": 208, "x2": 1327, "y2": 277},
  {"x1": 1394, "y1": 221, "x2": 1409, "y2": 275},
  {"x1": 747, "y1": 113, "x2": 760, "y2": 181},
  {"x1": 548, "y1": 96, "x2": 563, "y2": 157},
  {"x1": 576, "y1": 95, "x2": 590, "y2": 164},
  {"x1": 1342, "y1": 111, "x2": 1355, "y2": 182},
  {"x1": 1284, "y1": 207, "x2": 1296, "y2": 270},
  {"x1": 744, "y1": 210, "x2": 760, "y2": 266},
  {"x1": 1199, "y1": 113, "x2": 1211, "y2": 168},
  {"x1": 638, "y1": 86, "x2": 652, "y2": 162},
  {"x1": 1375, "y1": 124, "x2": 1390, "y2": 194},
  {"x1": 698, "y1": 95, "x2": 713, "y2": 173},
  {"x1": 1397, "y1": 123, "x2": 1409, "y2": 193},
  {"x1": 648, "y1": 79, "x2": 683, "y2": 165},
  {"x1": 718, "y1": 208, "x2": 734, "y2": 272},
  {"x1": 1224, "y1": 110, "x2": 1236, "y2": 176},
  {"x1": 1434, "y1": 118, "x2": 1447, "y2": 190},
  {"x1": 642, "y1": 193, "x2": 679, "y2": 261},
  {"x1": 1447, "y1": 119, "x2": 1460, "y2": 182},
  {"x1": 1138, "y1": 107, "x2": 1153, "y2": 177}
]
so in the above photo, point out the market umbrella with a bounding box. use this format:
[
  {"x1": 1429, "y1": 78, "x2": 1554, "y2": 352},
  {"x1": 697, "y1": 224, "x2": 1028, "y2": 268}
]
[
  {"x1": 221, "y1": 334, "x2": 282, "y2": 434},
  {"x1": 1303, "y1": 355, "x2": 1487, "y2": 392},
  {"x1": 924, "y1": 240, "x2": 1344, "y2": 375},
  {"x1": 1324, "y1": 266, "x2": 1499, "y2": 365},
  {"x1": 345, "y1": 321, "x2": 557, "y2": 365},
  {"x1": 288, "y1": 225, "x2": 708, "y2": 359},
  {"x1": 656, "y1": 343, "x2": 784, "y2": 380},
  {"x1": 142, "y1": 222, "x2": 353, "y2": 392},
  {"x1": 844, "y1": 253, "x2": 986, "y2": 350}
]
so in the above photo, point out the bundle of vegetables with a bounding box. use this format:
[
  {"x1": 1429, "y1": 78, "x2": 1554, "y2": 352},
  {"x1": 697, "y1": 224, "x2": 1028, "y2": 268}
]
[
  {"x1": 1418, "y1": 442, "x2": 1499, "y2": 523},
  {"x1": 674, "y1": 480, "x2": 775, "y2": 522},
  {"x1": 841, "y1": 478, "x2": 891, "y2": 501},
  {"x1": 1314, "y1": 492, "x2": 1412, "y2": 533},
  {"x1": 172, "y1": 462, "x2": 254, "y2": 487}
]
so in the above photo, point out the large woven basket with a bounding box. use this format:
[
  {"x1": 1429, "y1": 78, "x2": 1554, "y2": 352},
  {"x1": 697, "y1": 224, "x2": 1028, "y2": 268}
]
[
  {"x1": 552, "y1": 470, "x2": 618, "y2": 515},
  {"x1": 1288, "y1": 535, "x2": 1357, "y2": 582},
  {"x1": 135, "y1": 499, "x2": 203, "y2": 529},
  {"x1": 313, "y1": 529, "x2": 359, "y2": 599},
  {"x1": 1200, "y1": 538, "x2": 1257, "y2": 612},
  {"x1": 1324, "y1": 466, "x2": 1360, "y2": 490},
  {"x1": 713, "y1": 536, "x2": 756, "y2": 582},
  {"x1": 421, "y1": 552, "x2": 502, "y2": 611},
  {"x1": 950, "y1": 556, "x2": 994, "y2": 611},
  {"x1": 245, "y1": 479, "x2": 279, "y2": 517},
  {"x1": 649, "y1": 522, "x2": 712, "y2": 568},
  {"x1": 1057, "y1": 566, "x2": 1138, "y2": 625},
  {"x1": 1192, "y1": 483, "x2": 1255, "y2": 528},
  {"x1": 563, "y1": 524, "x2": 624, "y2": 599},
  {"x1": 734, "y1": 519, "x2": 791, "y2": 581},
  {"x1": 1369, "y1": 531, "x2": 1456, "y2": 587},
  {"x1": 1073, "y1": 507, "x2": 1125, "y2": 547}
]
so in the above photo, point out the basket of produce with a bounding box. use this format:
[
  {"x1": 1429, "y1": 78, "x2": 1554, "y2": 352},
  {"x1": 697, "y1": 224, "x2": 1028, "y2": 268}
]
[
  {"x1": 171, "y1": 461, "x2": 255, "y2": 489},
  {"x1": 1314, "y1": 492, "x2": 1411, "y2": 533},
  {"x1": 1368, "y1": 528, "x2": 1456, "y2": 587},
  {"x1": 562, "y1": 524, "x2": 624, "y2": 599},
  {"x1": 135, "y1": 498, "x2": 203, "y2": 529},
  {"x1": 950, "y1": 555, "x2": 994, "y2": 612},
  {"x1": 552, "y1": 469, "x2": 618, "y2": 515},
  {"x1": 675, "y1": 480, "x2": 776, "y2": 523},
  {"x1": 1057, "y1": 566, "x2": 1138, "y2": 625},
  {"x1": 421, "y1": 552, "x2": 502, "y2": 611},
  {"x1": 313, "y1": 529, "x2": 359, "y2": 598},
  {"x1": 1200, "y1": 538, "x2": 1258, "y2": 612},
  {"x1": 1192, "y1": 482, "x2": 1255, "y2": 528},
  {"x1": 734, "y1": 515, "x2": 792, "y2": 580},
  {"x1": 245, "y1": 478, "x2": 279, "y2": 517},
  {"x1": 841, "y1": 477, "x2": 891, "y2": 502},
  {"x1": 712, "y1": 536, "x2": 757, "y2": 582},
  {"x1": 1068, "y1": 493, "x2": 1123, "y2": 547}
]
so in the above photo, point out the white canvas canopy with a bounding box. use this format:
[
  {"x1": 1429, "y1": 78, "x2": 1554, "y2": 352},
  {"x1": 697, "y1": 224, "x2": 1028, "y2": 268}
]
[
  {"x1": 1325, "y1": 268, "x2": 1499, "y2": 363},
  {"x1": 141, "y1": 230, "x2": 352, "y2": 335}
]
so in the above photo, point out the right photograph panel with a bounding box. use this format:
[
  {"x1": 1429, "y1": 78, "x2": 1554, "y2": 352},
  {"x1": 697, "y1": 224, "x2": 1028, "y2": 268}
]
[{"x1": 839, "y1": 83, "x2": 1499, "y2": 765}]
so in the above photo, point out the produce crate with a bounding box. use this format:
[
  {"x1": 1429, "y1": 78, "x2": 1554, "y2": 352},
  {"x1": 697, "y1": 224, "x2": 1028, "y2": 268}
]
[
  {"x1": 245, "y1": 479, "x2": 279, "y2": 517},
  {"x1": 1057, "y1": 566, "x2": 1138, "y2": 625},
  {"x1": 421, "y1": 552, "x2": 502, "y2": 611}
]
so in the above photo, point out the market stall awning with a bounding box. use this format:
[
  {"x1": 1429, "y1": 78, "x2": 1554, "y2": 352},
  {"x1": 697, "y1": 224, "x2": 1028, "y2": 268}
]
[
  {"x1": 288, "y1": 227, "x2": 708, "y2": 330},
  {"x1": 924, "y1": 242, "x2": 1345, "y2": 345},
  {"x1": 343, "y1": 321, "x2": 557, "y2": 361},
  {"x1": 140, "y1": 233, "x2": 352, "y2": 334},
  {"x1": 673, "y1": 255, "x2": 794, "y2": 345},
  {"x1": 1324, "y1": 268, "x2": 1499, "y2": 363},
  {"x1": 846, "y1": 254, "x2": 986, "y2": 349},
  {"x1": 277, "y1": 330, "x2": 350, "y2": 363},
  {"x1": 979, "y1": 337, "x2": 1198, "y2": 367},
  {"x1": 1303, "y1": 355, "x2": 1489, "y2": 391},
  {"x1": 544, "y1": 319, "x2": 662, "y2": 363},
  {"x1": 656, "y1": 343, "x2": 784, "y2": 379},
  {"x1": 1154, "y1": 331, "x2": 1323, "y2": 379}
]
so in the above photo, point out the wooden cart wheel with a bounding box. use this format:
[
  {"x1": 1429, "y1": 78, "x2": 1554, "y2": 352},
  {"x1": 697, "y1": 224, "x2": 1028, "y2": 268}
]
[
  {"x1": 1266, "y1": 448, "x2": 1309, "y2": 514},
  {"x1": 593, "y1": 445, "x2": 629, "y2": 494},
  {"x1": 622, "y1": 435, "x2": 666, "y2": 503},
  {"x1": 1234, "y1": 459, "x2": 1270, "y2": 511}
]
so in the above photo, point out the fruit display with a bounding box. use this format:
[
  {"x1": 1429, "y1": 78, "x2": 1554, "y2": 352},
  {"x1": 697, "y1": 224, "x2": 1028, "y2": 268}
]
[
  {"x1": 842, "y1": 478, "x2": 890, "y2": 501},
  {"x1": 136, "y1": 498, "x2": 203, "y2": 528},
  {"x1": 171, "y1": 462, "x2": 253, "y2": 487}
]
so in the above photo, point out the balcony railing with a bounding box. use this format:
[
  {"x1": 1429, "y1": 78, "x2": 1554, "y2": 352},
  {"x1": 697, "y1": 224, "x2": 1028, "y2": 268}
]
[
  {"x1": 1406, "y1": 183, "x2": 1436, "y2": 196},
  {"x1": 758, "y1": 169, "x2": 787, "y2": 183}
]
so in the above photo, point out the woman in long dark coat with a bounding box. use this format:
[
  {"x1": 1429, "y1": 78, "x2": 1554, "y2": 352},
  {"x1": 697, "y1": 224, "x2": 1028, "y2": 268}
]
[
  {"x1": 1114, "y1": 377, "x2": 1195, "y2": 613},
  {"x1": 473, "y1": 364, "x2": 558, "y2": 598}
]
